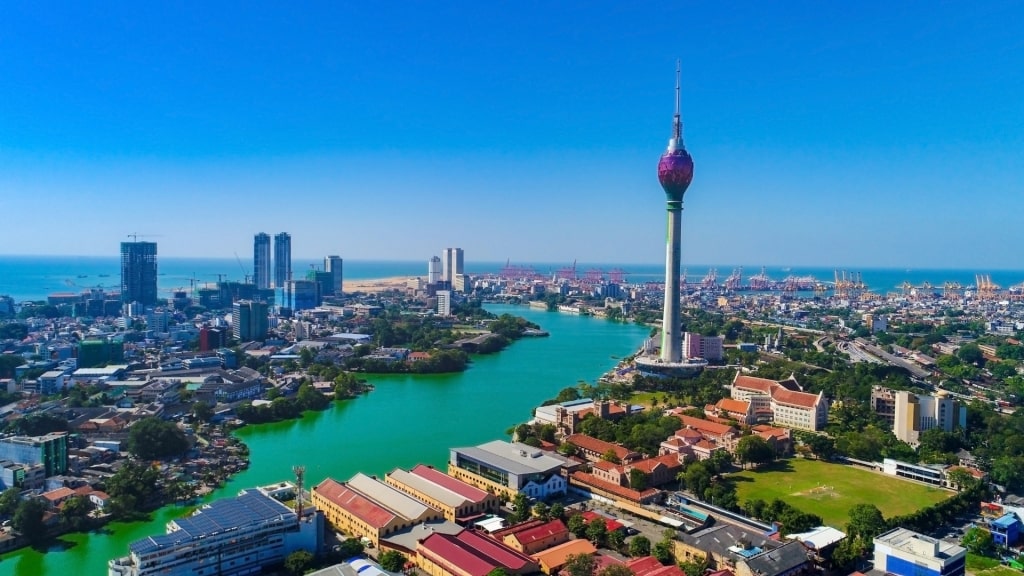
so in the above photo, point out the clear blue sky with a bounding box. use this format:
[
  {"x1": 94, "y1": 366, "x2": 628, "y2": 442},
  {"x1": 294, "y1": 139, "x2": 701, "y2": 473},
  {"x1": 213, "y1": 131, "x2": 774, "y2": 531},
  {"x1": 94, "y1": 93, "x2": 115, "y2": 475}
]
[{"x1": 1, "y1": 1, "x2": 1021, "y2": 269}]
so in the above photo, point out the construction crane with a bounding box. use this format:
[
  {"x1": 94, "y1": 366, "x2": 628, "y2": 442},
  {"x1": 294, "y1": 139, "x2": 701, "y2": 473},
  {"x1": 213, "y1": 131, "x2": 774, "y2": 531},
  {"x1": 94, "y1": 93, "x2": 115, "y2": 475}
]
[
  {"x1": 126, "y1": 233, "x2": 162, "y2": 242},
  {"x1": 234, "y1": 252, "x2": 252, "y2": 284}
]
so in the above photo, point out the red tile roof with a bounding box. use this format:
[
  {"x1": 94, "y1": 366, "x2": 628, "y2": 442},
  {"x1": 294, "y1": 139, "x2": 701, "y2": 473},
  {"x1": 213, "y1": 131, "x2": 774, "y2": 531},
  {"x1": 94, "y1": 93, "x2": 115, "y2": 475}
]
[
  {"x1": 512, "y1": 519, "x2": 569, "y2": 546},
  {"x1": 42, "y1": 487, "x2": 75, "y2": 502},
  {"x1": 566, "y1": 434, "x2": 636, "y2": 460},
  {"x1": 411, "y1": 464, "x2": 491, "y2": 503},
  {"x1": 628, "y1": 557, "x2": 687, "y2": 576},
  {"x1": 631, "y1": 454, "x2": 682, "y2": 474},
  {"x1": 679, "y1": 415, "x2": 736, "y2": 438},
  {"x1": 591, "y1": 460, "x2": 619, "y2": 471},
  {"x1": 716, "y1": 398, "x2": 751, "y2": 415},
  {"x1": 580, "y1": 511, "x2": 624, "y2": 532},
  {"x1": 313, "y1": 478, "x2": 395, "y2": 529},
  {"x1": 569, "y1": 471, "x2": 660, "y2": 502},
  {"x1": 419, "y1": 529, "x2": 537, "y2": 576},
  {"x1": 733, "y1": 375, "x2": 778, "y2": 394},
  {"x1": 770, "y1": 388, "x2": 820, "y2": 409}
]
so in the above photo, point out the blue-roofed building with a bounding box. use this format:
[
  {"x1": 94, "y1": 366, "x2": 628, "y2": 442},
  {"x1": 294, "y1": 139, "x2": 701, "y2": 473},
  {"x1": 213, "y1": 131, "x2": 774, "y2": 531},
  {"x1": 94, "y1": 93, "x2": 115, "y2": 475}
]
[
  {"x1": 873, "y1": 528, "x2": 965, "y2": 576},
  {"x1": 988, "y1": 513, "x2": 1021, "y2": 547},
  {"x1": 109, "y1": 488, "x2": 323, "y2": 576}
]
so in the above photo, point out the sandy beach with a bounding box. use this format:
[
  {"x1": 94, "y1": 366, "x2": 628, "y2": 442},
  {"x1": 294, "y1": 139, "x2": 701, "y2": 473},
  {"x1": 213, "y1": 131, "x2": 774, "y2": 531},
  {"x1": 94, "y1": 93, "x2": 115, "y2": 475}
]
[{"x1": 344, "y1": 276, "x2": 417, "y2": 294}]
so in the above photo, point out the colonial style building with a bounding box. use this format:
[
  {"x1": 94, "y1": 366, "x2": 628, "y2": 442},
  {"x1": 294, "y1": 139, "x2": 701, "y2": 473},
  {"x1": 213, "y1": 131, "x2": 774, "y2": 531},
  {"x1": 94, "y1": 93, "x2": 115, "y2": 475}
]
[{"x1": 730, "y1": 373, "x2": 828, "y2": 432}]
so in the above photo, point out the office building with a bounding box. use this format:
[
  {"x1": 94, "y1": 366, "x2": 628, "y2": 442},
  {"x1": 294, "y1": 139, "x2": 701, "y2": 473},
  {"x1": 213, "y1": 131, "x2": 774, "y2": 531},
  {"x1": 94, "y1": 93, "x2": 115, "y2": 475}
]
[
  {"x1": 448, "y1": 440, "x2": 569, "y2": 500},
  {"x1": 871, "y1": 387, "x2": 966, "y2": 446},
  {"x1": 454, "y1": 274, "x2": 471, "y2": 293},
  {"x1": 428, "y1": 256, "x2": 442, "y2": 286},
  {"x1": 254, "y1": 233, "x2": 272, "y2": 290},
  {"x1": 0, "y1": 433, "x2": 68, "y2": 477},
  {"x1": 288, "y1": 280, "x2": 321, "y2": 311},
  {"x1": 436, "y1": 290, "x2": 452, "y2": 317},
  {"x1": 441, "y1": 248, "x2": 464, "y2": 285},
  {"x1": 274, "y1": 232, "x2": 292, "y2": 288},
  {"x1": 109, "y1": 488, "x2": 323, "y2": 576},
  {"x1": 120, "y1": 241, "x2": 158, "y2": 306},
  {"x1": 232, "y1": 300, "x2": 269, "y2": 342},
  {"x1": 325, "y1": 255, "x2": 344, "y2": 295},
  {"x1": 873, "y1": 528, "x2": 965, "y2": 576},
  {"x1": 684, "y1": 332, "x2": 724, "y2": 361}
]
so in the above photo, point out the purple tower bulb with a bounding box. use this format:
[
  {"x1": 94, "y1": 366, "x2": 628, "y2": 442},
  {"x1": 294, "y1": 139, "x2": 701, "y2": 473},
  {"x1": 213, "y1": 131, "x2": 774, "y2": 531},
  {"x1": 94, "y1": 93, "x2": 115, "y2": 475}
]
[{"x1": 658, "y1": 63, "x2": 694, "y2": 202}]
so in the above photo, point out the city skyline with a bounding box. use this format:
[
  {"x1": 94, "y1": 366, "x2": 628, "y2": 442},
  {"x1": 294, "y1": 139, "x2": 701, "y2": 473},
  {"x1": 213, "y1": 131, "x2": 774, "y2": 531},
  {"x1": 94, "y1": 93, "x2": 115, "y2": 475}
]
[{"x1": 1, "y1": 2, "x2": 1022, "y2": 269}]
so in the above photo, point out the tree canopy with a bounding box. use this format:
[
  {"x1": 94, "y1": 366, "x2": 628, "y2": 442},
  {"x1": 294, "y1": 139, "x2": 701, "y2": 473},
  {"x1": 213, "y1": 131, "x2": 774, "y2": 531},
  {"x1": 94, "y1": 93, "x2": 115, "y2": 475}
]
[{"x1": 127, "y1": 417, "x2": 189, "y2": 460}]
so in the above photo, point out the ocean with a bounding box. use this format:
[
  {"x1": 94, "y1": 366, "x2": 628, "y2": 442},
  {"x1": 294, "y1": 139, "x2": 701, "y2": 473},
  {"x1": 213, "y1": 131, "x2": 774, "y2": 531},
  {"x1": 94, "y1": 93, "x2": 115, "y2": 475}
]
[{"x1": 0, "y1": 255, "x2": 1022, "y2": 303}]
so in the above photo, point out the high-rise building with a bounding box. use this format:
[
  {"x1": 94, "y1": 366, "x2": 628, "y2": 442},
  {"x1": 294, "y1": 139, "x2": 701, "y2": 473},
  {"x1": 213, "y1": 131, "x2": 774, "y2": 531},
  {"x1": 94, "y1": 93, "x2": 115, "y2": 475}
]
[
  {"x1": 441, "y1": 248, "x2": 464, "y2": 285},
  {"x1": 273, "y1": 232, "x2": 292, "y2": 288},
  {"x1": 437, "y1": 290, "x2": 452, "y2": 317},
  {"x1": 254, "y1": 233, "x2": 271, "y2": 290},
  {"x1": 428, "y1": 256, "x2": 442, "y2": 286},
  {"x1": 876, "y1": 388, "x2": 967, "y2": 446},
  {"x1": 325, "y1": 255, "x2": 344, "y2": 295},
  {"x1": 657, "y1": 63, "x2": 694, "y2": 363},
  {"x1": 120, "y1": 241, "x2": 158, "y2": 306},
  {"x1": 287, "y1": 280, "x2": 321, "y2": 311},
  {"x1": 232, "y1": 300, "x2": 269, "y2": 342}
]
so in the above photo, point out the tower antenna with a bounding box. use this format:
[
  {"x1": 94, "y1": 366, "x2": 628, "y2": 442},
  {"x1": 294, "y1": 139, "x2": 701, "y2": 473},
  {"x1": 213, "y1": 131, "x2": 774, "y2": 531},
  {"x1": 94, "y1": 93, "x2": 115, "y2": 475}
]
[{"x1": 673, "y1": 59, "x2": 683, "y2": 142}]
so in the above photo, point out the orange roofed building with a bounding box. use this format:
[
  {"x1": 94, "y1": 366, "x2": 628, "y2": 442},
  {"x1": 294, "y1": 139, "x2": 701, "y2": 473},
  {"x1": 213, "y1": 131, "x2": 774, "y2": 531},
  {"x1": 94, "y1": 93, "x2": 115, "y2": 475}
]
[
  {"x1": 565, "y1": 434, "x2": 641, "y2": 464},
  {"x1": 730, "y1": 373, "x2": 828, "y2": 432}
]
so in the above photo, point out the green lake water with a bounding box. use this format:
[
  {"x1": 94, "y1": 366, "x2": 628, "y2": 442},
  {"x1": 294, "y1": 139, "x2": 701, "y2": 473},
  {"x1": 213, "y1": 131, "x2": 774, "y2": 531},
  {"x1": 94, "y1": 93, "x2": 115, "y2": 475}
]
[{"x1": 0, "y1": 304, "x2": 649, "y2": 575}]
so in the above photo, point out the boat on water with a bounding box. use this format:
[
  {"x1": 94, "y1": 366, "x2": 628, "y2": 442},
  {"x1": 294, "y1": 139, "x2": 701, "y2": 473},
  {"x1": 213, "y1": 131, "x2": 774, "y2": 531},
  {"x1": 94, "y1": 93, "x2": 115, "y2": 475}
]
[{"x1": 76, "y1": 274, "x2": 88, "y2": 278}]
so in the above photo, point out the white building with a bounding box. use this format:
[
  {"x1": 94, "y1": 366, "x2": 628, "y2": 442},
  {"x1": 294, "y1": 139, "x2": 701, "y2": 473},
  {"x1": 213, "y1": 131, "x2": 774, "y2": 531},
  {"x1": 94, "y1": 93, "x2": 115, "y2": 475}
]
[
  {"x1": 873, "y1": 528, "x2": 965, "y2": 576},
  {"x1": 449, "y1": 440, "x2": 569, "y2": 500},
  {"x1": 436, "y1": 291, "x2": 452, "y2": 317},
  {"x1": 730, "y1": 373, "x2": 828, "y2": 432},
  {"x1": 441, "y1": 248, "x2": 464, "y2": 285},
  {"x1": 109, "y1": 488, "x2": 322, "y2": 576},
  {"x1": 892, "y1": 390, "x2": 966, "y2": 446},
  {"x1": 427, "y1": 256, "x2": 442, "y2": 285}
]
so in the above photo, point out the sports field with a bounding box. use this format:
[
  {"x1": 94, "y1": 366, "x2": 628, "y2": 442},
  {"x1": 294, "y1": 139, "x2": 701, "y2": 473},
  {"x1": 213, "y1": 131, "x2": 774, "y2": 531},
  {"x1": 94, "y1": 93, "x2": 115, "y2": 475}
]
[{"x1": 731, "y1": 458, "x2": 951, "y2": 528}]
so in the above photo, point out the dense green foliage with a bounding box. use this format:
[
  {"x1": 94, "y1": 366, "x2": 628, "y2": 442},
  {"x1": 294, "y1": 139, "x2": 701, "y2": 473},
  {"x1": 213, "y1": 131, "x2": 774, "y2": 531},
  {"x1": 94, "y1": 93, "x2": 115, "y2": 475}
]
[
  {"x1": 0, "y1": 354, "x2": 26, "y2": 378},
  {"x1": 12, "y1": 498, "x2": 47, "y2": 545},
  {"x1": 236, "y1": 383, "x2": 333, "y2": 424},
  {"x1": 126, "y1": 417, "x2": 189, "y2": 460},
  {"x1": 105, "y1": 460, "x2": 162, "y2": 518},
  {"x1": 378, "y1": 550, "x2": 406, "y2": 572},
  {"x1": 4, "y1": 413, "x2": 68, "y2": 436}
]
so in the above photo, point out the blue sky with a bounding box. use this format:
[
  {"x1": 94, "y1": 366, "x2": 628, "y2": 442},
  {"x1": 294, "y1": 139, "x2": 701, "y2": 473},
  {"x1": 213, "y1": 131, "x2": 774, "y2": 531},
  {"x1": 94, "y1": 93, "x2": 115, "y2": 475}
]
[{"x1": 1, "y1": 1, "x2": 1021, "y2": 269}]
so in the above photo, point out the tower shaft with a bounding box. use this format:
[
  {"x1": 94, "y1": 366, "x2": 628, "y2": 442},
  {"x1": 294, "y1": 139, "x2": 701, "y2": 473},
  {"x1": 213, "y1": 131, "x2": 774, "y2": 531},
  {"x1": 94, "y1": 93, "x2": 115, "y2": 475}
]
[{"x1": 661, "y1": 202, "x2": 683, "y2": 362}]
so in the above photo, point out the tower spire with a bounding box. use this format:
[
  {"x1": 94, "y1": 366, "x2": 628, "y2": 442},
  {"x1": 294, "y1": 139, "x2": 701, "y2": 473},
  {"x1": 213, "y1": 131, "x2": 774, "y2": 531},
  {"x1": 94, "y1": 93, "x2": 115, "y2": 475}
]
[{"x1": 674, "y1": 59, "x2": 682, "y2": 141}]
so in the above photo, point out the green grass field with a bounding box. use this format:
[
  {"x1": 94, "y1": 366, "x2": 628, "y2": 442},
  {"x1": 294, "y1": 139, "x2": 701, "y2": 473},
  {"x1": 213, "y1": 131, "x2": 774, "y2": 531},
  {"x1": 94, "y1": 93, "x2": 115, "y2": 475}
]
[
  {"x1": 731, "y1": 458, "x2": 951, "y2": 528},
  {"x1": 967, "y1": 555, "x2": 1021, "y2": 576}
]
